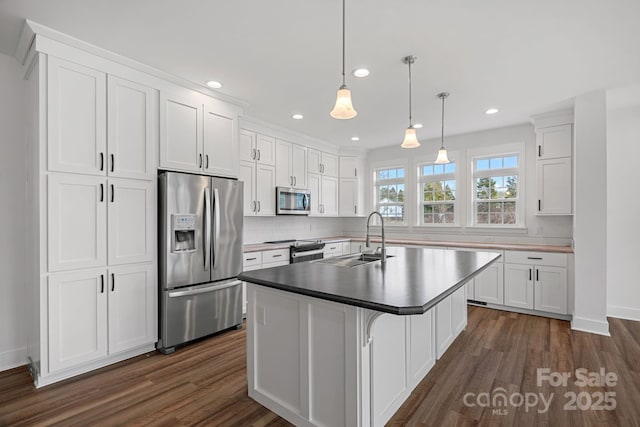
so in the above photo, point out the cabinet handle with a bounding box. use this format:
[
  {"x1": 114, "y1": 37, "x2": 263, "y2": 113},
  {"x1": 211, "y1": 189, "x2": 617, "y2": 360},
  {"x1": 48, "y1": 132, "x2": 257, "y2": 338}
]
[
  {"x1": 354, "y1": 167, "x2": 357, "y2": 177},
  {"x1": 321, "y1": 164, "x2": 324, "y2": 173},
  {"x1": 252, "y1": 148, "x2": 256, "y2": 160},
  {"x1": 354, "y1": 205, "x2": 357, "y2": 214},
  {"x1": 536, "y1": 269, "x2": 539, "y2": 282},
  {"x1": 252, "y1": 201, "x2": 256, "y2": 212},
  {"x1": 527, "y1": 257, "x2": 543, "y2": 260},
  {"x1": 110, "y1": 154, "x2": 115, "y2": 172},
  {"x1": 246, "y1": 257, "x2": 257, "y2": 261},
  {"x1": 294, "y1": 176, "x2": 297, "y2": 186},
  {"x1": 100, "y1": 274, "x2": 104, "y2": 293},
  {"x1": 199, "y1": 153, "x2": 203, "y2": 168},
  {"x1": 273, "y1": 254, "x2": 282, "y2": 258},
  {"x1": 100, "y1": 184, "x2": 104, "y2": 202},
  {"x1": 257, "y1": 201, "x2": 261, "y2": 212},
  {"x1": 205, "y1": 154, "x2": 209, "y2": 169},
  {"x1": 538, "y1": 200, "x2": 541, "y2": 211},
  {"x1": 100, "y1": 152, "x2": 104, "y2": 171},
  {"x1": 111, "y1": 273, "x2": 115, "y2": 291},
  {"x1": 538, "y1": 145, "x2": 542, "y2": 157},
  {"x1": 110, "y1": 184, "x2": 114, "y2": 203},
  {"x1": 257, "y1": 149, "x2": 261, "y2": 161},
  {"x1": 290, "y1": 176, "x2": 293, "y2": 186},
  {"x1": 529, "y1": 268, "x2": 532, "y2": 281}
]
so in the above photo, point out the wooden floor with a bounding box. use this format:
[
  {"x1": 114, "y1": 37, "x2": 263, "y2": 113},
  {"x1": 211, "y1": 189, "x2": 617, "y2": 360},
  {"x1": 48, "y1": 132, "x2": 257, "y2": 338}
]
[{"x1": 1, "y1": 307, "x2": 639, "y2": 426}]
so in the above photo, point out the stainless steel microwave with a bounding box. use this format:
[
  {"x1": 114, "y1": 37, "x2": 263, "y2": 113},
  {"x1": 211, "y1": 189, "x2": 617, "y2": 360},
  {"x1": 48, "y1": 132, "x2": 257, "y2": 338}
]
[{"x1": 276, "y1": 187, "x2": 311, "y2": 215}]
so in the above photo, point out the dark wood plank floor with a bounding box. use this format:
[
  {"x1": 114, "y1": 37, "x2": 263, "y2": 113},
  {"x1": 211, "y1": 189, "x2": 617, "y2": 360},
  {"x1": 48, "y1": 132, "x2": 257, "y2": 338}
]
[{"x1": 1, "y1": 307, "x2": 639, "y2": 426}]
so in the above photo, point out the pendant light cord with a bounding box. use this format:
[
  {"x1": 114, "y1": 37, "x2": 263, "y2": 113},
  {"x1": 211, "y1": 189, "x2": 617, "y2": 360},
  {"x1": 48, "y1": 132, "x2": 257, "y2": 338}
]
[
  {"x1": 440, "y1": 94, "x2": 445, "y2": 148},
  {"x1": 408, "y1": 59, "x2": 412, "y2": 126},
  {"x1": 341, "y1": 0, "x2": 346, "y2": 86}
]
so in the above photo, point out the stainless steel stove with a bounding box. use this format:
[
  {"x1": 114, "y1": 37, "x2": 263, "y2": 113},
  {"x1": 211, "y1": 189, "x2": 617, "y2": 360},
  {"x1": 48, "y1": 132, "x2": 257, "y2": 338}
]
[{"x1": 263, "y1": 239, "x2": 326, "y2": 263}]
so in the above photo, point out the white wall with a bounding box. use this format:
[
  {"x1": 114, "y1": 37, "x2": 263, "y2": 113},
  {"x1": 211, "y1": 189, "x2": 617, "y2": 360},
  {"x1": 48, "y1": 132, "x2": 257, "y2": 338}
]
[
  {"x1": 243, "y1": 216, "x2": 347, "y2": 244},
  {"x1": 0, "y1": 52, "x2": 27, "y2": 370},
  {"x1": 362, "y1": 123, "x2": 573, "y2": 245},
  {"x1": 606, "y1": 89, "x2": 640, "y2": 321},
  {"x1": 572, "y1": 91, "x2": 609, "y2": 335}
]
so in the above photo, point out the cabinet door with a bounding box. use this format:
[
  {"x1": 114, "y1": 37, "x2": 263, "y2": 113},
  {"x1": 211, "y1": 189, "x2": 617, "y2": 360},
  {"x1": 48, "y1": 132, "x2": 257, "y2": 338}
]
[
  {"x1": 48, "y1": 56, "x2": 107, "y2": 175},
  {"x1": 275, "y1": 139, "x2": 293, "y2": 187},
  {"x1": 322, "y1": 152, "x2": 339, "y2": 177},
  {"x1": 435, "y1": 295, "x2": 453, "y2": 359},
  {"x1": 291, "y1": 144, "x2": 307, "y2": 188},
  {"x1": 452, "y1": 286, "x2": 468, "y2": 336},
  {"x1": 203, "y1": 105, "x2": 238, "y2": 178},
  {"x1": 239, "y1": 161, "x2": 256, "y2": 216},
  {"x1": 504, "y1": 263, "x2": 534, "y2": 309},
  {"x1": 107, "y1": 178, "x2": 154, "y2": 265},
  {"x1": 108, "y1": 263, "x2": 156, "y2": 354},
  {"x1": 308, "y1": 148, "x2": 322, "y2": 174},
  {"x1": 537, "y1": 157, "x2": 572, "y2": 215},
  {"x1": 107, "y1": 76, "x2": 156, "y2": 179},
  {"x1": 255, "y1": 163, "x2": 276, "y2": 216},
  {"x1": 465, "y1": 281, "x2": 475, "y2": 300},
  {"x1": 256, "y1": 134, "x2": 276, "y2": 166},
  {"x1": 339, "y1": 178, "x2": 357, "y2": 216},
  {"x1": 537, "y1": 124, "x2": 572, "y2": 160},
  {"x1": 473, "y1": 263, "x2": 504, "y2": 304},
  {"x1": 239, "y1": 129, "x2": 256, "y2": 162},
  {"x1": 339, "y1": 156, "x2": 358, "y2": 178},
  {"x1": 307, "y1": 173, "x2": 321, "y2": 216},
  {"x1": 534, "y1": 266, "x2": 568, "y2": 314},
  {"x1": 48, "y1": 174, "x2": 107, "y2": 272},
  {"x1": 48, "y1": 269, "x2": 108, "y2": 372},
  {"x1": 321, "y1": 176, "x2": 339, "y2": 216},
  {"x1": 159, "y1": 89, "x2": 203, "y2": 172}
]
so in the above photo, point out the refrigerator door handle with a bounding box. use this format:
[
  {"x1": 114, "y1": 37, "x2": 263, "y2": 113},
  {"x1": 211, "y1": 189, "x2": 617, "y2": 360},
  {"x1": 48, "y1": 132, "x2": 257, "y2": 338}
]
[
  {"x1": 168, "y1": 280, "x2": 242, "y2": 298},
  {"x1": 213, "y1": 187, "x2": 221, "y2": 269},
  {"x1": 204, "y1": 189, "x2": 211, "y2": 271}
]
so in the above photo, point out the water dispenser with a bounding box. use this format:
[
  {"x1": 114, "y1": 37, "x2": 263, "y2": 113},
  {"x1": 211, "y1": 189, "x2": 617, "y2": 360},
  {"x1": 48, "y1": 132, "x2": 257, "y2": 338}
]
[{"x1": 172, "y1": 214, "x2": 196, "y2": 252}]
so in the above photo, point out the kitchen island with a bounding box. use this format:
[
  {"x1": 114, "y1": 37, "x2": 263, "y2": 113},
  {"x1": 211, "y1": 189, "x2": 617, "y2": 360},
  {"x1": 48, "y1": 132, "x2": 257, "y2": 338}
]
[{"x1": 238, "y1": 247, "x2": 501, "y2": 427}]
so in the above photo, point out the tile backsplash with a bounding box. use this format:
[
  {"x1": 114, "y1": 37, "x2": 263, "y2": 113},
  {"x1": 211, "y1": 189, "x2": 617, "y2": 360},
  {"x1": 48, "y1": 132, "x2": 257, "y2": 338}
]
[{"x1": 243, "y1": 216, "x2": 356, "y2": 244}]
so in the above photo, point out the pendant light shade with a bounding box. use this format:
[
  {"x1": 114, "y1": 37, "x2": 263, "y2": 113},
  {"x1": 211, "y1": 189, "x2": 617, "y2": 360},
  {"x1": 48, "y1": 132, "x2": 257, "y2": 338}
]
[
  {"x1": 330, "y1": 0, "x2": 357, "y2": 119},
  {"x1": 434, "y1": 92, "x2": 450, "y2": 164},
  {"x1": 400, "y1": 55, "x2": 420, "y2": 148}
]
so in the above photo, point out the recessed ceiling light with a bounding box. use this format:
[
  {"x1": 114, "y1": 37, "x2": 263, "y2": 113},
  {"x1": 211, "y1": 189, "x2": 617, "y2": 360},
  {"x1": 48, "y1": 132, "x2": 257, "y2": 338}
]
[
  {"x1": 351, "y1": 136, "x2": 360, "y2": 141},
  {"x1": 413, "y1": 123, "x2": 423, "y2": 129},
  {"x1": 352, "y1": 68, "x2": 370, "y2": 78},
  {"x1": 206, "y1": 80, "x2": 223, "y2": 89},
  {"x1": 485, "y1": 108, "x2": 499, "y2": 115},
  {"x1": 291, "y1": 114, "x2": 304, "y2": 120}
]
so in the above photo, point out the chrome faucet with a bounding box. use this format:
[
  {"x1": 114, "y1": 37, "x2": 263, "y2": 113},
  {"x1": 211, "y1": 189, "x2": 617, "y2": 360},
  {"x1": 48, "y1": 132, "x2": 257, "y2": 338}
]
[{"x1": 366, "y1": 211, "x2": 386, "y2": 263}]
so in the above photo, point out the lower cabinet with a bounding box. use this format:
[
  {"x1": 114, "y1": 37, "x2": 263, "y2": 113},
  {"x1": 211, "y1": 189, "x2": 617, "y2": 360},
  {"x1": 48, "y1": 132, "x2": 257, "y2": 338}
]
[
  {"x1": 466, "y1": 260, "x2": 504, "y2": 305},
  {"x1": 242, "y1": 249, "x2": 290, "y2": 315},
  {"x1": 47, "y1": 263, "x2": 156, "y2": 373},
  {"x1": 435, "y1": 286, "x2": 467, "y2": 359}
]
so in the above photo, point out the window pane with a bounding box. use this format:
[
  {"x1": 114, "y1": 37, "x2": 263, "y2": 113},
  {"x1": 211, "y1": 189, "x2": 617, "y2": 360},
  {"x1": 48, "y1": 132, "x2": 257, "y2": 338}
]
[
  {"x1": 489, "y1": 212, "x2": 503, "y2": 224},
  {"x1": 490, "y1": 157, "x2": 502, "y2": 169},
  {"x1": 398, "y1": 184, "x2": 405, "y2": 202},
  {"x1": 444, "y1": 163, "x2": 456, "y2": 174},
  {"x1": 434, "y1": 164, "x2": 445, "y2": 175},
  {"x1": 388, "y1": 169, "x2": 396, "y2": 179},
  {"x1": 379, "y1": 186, "x2": 388, "y2": 202},
  {"x1": 422, "y1": 165, "x2": 433, "y2": 176},
  {"x1": 424, "y1": 204, "x2": 433, "y2": 214},
  {"x1": 477, "y1": 213, "x2": 488, "y2": 224},
  {"x1": 477, "y1": 202, "x2": 489, "y2": 213},
  {"x1": 504, "y1": 156, "x2": 517, "y2": 168},
  {"x1": 444, "y1": 213, "x2": 454, "y2": 223},
  {"x1": 423, "y1": 213, "x2": 433, "y2": 224},
  {"x1": 397, "y1": 168, "x2": 405, "y2": 178},
  {"x1": 490, "y1": 202, "x2": 502, "y2": 213},
  {"x1": 477, "y1": 159, "x2": 489, "y2": 171},
  {"x1": 504, "y1": 202, "x2": 516, "y2": 223},
  {"x1": 492, "y1": 176, "x2": 504, "y2": 188},
  {"x1": 423, "y1": 183, "x2": 434, "y2": 201},
  {"x1": 378, "y1": 169, "x2": 388, "y2": 180},
  {"x1": 505, "y1": 176, "x2": 518, "y2": 198}
]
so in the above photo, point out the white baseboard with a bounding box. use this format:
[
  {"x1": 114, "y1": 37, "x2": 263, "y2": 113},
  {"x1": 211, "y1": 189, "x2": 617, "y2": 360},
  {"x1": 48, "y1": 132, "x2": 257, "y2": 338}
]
[
  {"x1": 0, "y1": 347, "x2": 27, "y2": 372},
  {"x1": 607, "y1": 305, "x2": 640, "y2": 322},
  {"x1": 571, "y1": 316, "x2": 610, "y2": 336}
]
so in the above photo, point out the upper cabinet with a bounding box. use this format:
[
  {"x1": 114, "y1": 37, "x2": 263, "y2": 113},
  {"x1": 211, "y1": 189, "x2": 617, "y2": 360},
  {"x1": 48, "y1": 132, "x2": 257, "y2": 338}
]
[
  {"x1": 239, "y1": 129, "x2": 276, "y2": 216},
  {"x1": 48, "y1": 57, "x2": 107, "y2": 175},
  {"x1": 308, "y1": 149, "x2": 338, "y2": 177},
  {"x1": 48, "y1": 58, "x2": 157, "y2": 179},
  {"x1": 532, "y1": 111, "x2": 573, "y2": 215},
  {"x1": 239, "y1": 130, "x2": 276, "y2": 166},
  {"x1": 160, "y1": 86, "x2": 239, "y2": 177},
  {"x1": 275, "y1": 139, "x2": 307, "y2": 188},
  {"x1": 338, "y1": 155, "x2": 366, "y2": 217}
]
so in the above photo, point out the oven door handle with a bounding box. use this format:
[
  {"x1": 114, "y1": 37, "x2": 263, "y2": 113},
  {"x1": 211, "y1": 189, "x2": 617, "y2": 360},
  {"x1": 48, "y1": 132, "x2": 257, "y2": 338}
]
[
  {"x1": 168, "y1": 280, "x2": 241, "y2": 298},
  {"x1": 291, "y1": 248, "x2": 325, "y2": 258}
]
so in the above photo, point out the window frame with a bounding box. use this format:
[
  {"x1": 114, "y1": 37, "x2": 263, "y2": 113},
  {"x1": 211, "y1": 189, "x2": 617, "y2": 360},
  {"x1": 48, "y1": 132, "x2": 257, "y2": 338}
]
[
  {"x1": 371, "y1": 159, "x2": 409, "y2": 226},
  {"x1": 415, "y1": 153, "x2": 461, "y2": 227},
  {"x1": 468, "y1": 143, "x2": 525, "y2": 227}
]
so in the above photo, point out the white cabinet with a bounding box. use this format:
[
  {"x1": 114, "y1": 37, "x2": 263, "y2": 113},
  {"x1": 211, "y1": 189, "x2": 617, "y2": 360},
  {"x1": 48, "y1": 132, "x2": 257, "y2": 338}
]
[
  {"x1": 48, "y1": 174, "x2": 107, "y2": 272},
  {"x1": 533, "y1": 118, "x2": 573, "y2": 215},
  {"x1": 470, "y1": 262, "x2": 504, "y2": 305},
  {"x1": 47, "y1": 56, "x2": 107, "y2": 175},
  {"x1": 308, "y1": 148, "x2": 338, "y2": 177},
  {"x1": 241, "y1": 249, "x2": 290, "y2": 315},
  {"x1": 107, "y1": 178, "x2": 155, "y2": 265},
  {"x1": 48, "y1": 269, "x2": 108, "y2": 372},
  {"x1": 240, "y1": 129, "x2": 277, "y2": 216},
  {"x1": 309, "y1": 173, "x2": 338, "y2": 216},
  {"x1": 435, "y1": 286, "x2": 467, "y2": 359},
  {"x1": 107, "y1": 76, "x2": 156, "y2": 180},
  {"x1": 160, "y1": 87, "x2": 239, "y2": 177},
  {"x1": 323, "y1": 242, "x2": 344, "y2": 258},
  {"x1": 275, "y1": 139, "x2": 307, "y2": 188},
  {"x1": 504, "y1": 251, "x2": 568, "y2": 314},
  {"x1": 339, "y1": 156, "x2": 365, "y2": 217},
  {"x1": 48, "y1": 264, "x2": 156, "y2": 372}
]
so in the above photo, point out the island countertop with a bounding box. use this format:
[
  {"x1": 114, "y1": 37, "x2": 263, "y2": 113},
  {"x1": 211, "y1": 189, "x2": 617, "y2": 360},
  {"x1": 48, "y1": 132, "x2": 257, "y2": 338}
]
[{"x1": 238, "y1": 247, "x2": 501, "y2": 315}]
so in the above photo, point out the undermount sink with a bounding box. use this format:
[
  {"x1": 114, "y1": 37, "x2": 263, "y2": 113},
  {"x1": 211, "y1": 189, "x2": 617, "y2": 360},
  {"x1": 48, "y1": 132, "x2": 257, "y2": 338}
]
[{"x1": 316, "y1": 253, "x2": 394, "y2": 268}]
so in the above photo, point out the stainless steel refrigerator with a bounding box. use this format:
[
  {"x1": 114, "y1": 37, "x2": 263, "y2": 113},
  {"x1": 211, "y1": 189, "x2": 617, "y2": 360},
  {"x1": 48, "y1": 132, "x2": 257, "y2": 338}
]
[{"x1": 158, "y1": 171, "x2": 243, "y2": 353}]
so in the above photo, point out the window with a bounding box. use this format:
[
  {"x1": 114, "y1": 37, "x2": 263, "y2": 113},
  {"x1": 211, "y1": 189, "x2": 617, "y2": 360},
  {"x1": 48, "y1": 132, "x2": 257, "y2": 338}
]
[
  {"x1": 472, "y1": 154, "x2": 520, "y2": 225},
  {"x1": 418, "y1": 162, "x2": 456, "y2": 225},
  {"x1": 373, "y1": 166, "x2": 406, "y2": 223}
]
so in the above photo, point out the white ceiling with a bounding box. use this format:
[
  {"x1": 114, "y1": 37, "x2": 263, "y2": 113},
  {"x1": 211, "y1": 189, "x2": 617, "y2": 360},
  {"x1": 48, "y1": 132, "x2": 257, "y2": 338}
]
[{"x1": 1, "y1": 0, "x2": 639, "y2": 149}]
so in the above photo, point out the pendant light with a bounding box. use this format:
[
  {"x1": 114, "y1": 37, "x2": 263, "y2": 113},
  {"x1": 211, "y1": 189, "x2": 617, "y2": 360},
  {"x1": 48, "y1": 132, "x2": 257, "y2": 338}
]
[
  {"x1": 434, "y1": 92, "x2": 450, "y2": 164},
  {"x1": 330, "y1": 0, "x2": 357, "y2": 119},
  {"x1": 400, "y1": 55, "x2": 420, "y2": 148}
]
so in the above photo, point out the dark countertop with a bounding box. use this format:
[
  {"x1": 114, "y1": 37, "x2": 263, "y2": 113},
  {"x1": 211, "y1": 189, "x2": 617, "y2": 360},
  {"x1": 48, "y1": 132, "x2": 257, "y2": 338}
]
[{"x1": 239, "y1": 247, "x2": 502, "y2": 315}]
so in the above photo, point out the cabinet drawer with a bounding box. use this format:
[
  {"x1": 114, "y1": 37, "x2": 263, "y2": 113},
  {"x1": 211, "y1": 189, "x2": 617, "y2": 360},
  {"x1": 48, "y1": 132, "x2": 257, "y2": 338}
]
[
  {"x1": 262, "y1": 260, "x2": 289, "y2": 269},
  {"x1": 243, "y1": 252, "x2": 262, "y2": 268},
  {"x1": 262, "y1": 248, "x2": 289, "y2": 265},
  {"x1": 504, "y1": 251, "x2": 567, "y2": 267},
  {"x1": 324, "y1": 243, "x2": 343, "y2": 257}
]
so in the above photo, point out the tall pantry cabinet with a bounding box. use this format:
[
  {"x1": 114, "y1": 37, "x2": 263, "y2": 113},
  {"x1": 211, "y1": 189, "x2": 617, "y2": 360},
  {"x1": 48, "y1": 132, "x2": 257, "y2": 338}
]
[{"x1": 25, "y1": 40, "x2": 158, "y2": 387}]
